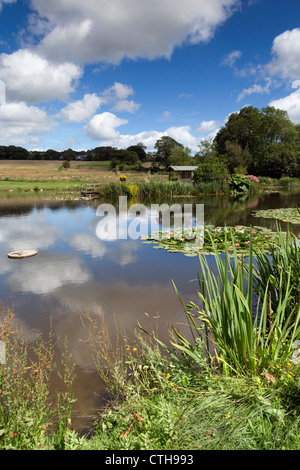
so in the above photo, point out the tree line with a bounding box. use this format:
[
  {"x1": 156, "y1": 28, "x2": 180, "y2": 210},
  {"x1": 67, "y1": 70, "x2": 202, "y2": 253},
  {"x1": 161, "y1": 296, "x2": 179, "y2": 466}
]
[
  {"x1": 153, "y1": 106, "x2": 300, "y2": 179},
  {"x1": 1, "y1": 106, "x2": 299, "y2": 178},
  {"x1": 0, "y1": 143, "x2": 147, "y2": 163}
]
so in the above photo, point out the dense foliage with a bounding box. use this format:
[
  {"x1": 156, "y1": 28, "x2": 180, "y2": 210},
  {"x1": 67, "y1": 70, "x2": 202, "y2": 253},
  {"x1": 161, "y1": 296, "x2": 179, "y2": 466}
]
[
  {"x1": 1, "y1": 105, "x2": 299, "y2": 180},
  {"x1": 214, "y1": 106, "x2": 299, "y2": 177}
]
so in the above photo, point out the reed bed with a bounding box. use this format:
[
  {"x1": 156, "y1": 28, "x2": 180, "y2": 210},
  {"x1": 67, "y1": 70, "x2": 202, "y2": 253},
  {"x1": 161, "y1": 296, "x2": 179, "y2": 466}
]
[
  {"x1": 170, "y1": 229, "x2": 300, "y2": 377},
  {"x1": 96, "y1": 179, "x2": 225, "y2": 201}
]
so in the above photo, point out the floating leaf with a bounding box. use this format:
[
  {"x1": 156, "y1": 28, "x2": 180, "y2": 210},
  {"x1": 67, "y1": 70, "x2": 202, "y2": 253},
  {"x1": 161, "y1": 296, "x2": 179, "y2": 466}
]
[
  {"x1": 142, "y1": 225, "x2": 280, "y2": 258},
  {"x1": 253, "y1": 208, "x2": 300, "y2": 225}
]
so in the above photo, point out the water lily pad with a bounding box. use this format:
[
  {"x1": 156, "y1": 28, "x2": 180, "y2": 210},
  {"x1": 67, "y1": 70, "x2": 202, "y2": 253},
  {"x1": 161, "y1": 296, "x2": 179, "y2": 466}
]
[
  {"x1": 142, "y1": 225, "x2": 279, "y2": 257},
  {"x1": 252, "y1": 208, "x2": 300, "y2": 225}
]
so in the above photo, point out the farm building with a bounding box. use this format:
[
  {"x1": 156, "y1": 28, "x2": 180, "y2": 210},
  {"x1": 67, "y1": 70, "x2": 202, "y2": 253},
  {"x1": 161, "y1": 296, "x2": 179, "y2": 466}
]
[{"x1": 167, "y1": 166, "x2": 198, "y2": 183}]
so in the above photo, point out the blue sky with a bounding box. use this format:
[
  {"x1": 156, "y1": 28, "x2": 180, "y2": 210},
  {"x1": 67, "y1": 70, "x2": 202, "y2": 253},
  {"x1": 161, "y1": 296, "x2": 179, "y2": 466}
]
[{"x1": 0, "y1": 0, "x2": 300, "y2": 153}]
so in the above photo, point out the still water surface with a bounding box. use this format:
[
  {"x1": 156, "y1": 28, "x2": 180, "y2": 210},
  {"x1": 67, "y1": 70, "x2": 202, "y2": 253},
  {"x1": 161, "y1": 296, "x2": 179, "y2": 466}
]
[{"x1": 0, "y1": 189, "x2": 299, "y2": 429}]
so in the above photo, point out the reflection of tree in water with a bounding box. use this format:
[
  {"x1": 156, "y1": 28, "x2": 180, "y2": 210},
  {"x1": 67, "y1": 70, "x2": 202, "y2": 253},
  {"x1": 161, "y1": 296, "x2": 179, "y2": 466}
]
[
  {"x1": 0, "y1": 206, "x2": 33, "y2": 218},
  {"x1": 194, "y1": 191, "x2": 300, "y2": 237},
  {"x1": 0, "y1": 197, "x2": 84, "y2": 218},
  {"x1": 201, "y1": 194, "x2": 257, "y2": 227}
]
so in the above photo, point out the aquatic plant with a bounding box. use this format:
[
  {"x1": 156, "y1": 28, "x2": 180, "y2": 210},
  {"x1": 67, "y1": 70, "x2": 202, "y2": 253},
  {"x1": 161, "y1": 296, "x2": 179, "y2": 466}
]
[
  {"x1": 253, "y1": 207, "x2": 300, "y2": 225},
  {"x1": 141, "y1": 225, "x2": 279, "y2": 257},
  {"x1": 252, "y1": 227, "x2": 300, "y2": 322},
  {"x1": 169, "y1": 233, "x2": 300, "y2": 377}
]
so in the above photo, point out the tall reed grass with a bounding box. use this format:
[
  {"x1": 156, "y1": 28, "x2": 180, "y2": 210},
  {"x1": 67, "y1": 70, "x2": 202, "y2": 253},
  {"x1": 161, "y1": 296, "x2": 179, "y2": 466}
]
[
  {"x1": 252, "y1": 227, "x2": 300, "y2": 321},
  {"x1": 96, "y1": 179, "x2": 226, "y2": 201},
  {"x1": 170, "y1": 231, "x2": 300, "y2": 377}
]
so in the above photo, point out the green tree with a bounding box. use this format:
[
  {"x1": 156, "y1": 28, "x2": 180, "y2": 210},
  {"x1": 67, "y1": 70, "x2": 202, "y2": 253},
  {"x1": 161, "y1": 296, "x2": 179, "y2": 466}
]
[
  {"x1": 194, "y1": 138, "x2": 218, "y2": 163},
  {"x1": 294, "y1": 124, "x2": 300, "y2": 176},
  {"x1": 44, "y1": 149, "x2": 62, "y2": 160},
  {"x1": 154, "y1": 136, "x2": 183, "y2": 169},
  {"x1": 127, "y1": 143, "x2": 147, "y2": 162},
  {"x1": 214, "y1": 106, "x2": 298, "y2": 176},
  {"x1": 169, "y1": 146, "x2": 194, "y2": 166},
  {"x1": 62, "y1": 160, "x2": 70, "y2": 170},
  {"x1": 62, "y1": 148, "x2": 76, "y2": 161},
  {"x1": 110, "y1": 150, "x2": 139, "y2": 170},
  {"x1": 259, "y1": 143, "x2": 298, "y2": 178},
  {"x1": 224, "y1": 141, "x2": 252, "y2": 173},
  {"x1": 193, "y1": 157, "x2": 229, "y2": 184},
  {"x1": 92, "y1": 146, "x2": 116, "y2": 161},
  {"x1": 0, "y1": 145, "x2": 29, "y2": 160}
]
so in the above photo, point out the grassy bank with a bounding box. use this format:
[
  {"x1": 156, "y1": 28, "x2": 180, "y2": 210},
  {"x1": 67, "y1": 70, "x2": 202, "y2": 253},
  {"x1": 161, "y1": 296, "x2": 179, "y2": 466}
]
[
  {"x1": 0, "y1": 180, "x2": 85, "y2": 192},
  {"x1": 0, "y1": 159, "x2": 300, "y2": 197},
  {"x1": 0, "y1": 229, "x2": 299, "y2": 450}
]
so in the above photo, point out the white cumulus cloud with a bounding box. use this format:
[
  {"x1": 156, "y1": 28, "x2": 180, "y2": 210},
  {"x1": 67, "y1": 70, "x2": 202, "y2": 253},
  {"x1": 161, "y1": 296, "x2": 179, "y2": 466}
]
[
  {"x1": 59, "y1": 93, "x2": 102, "y2": 123},
  {"x1": 84, "y1": 112, "x2": 128, "y2": 141},
  {"x1": 196, "y1": 120, "x2": 220, "y2": 133},
  {"x1": 267, "y1": 28, "x2": 300, "y2": 80},
  {"x1": 101, "y1": 82, "x2": 141, "y2": 114},
  {"x1": 98, "y1": 126, "x2": 200, "y2": 152},
  {"x1": 0, "y1": 101, "x2": 53, "y2": 145},
  {"x1": 29, "y1": 0, "x2": 240, "y2": 64},
  {"x1": 102, "y1": 82, "x2": 135, "y2": 101},
  {"x1": 0, "y1": 49, "x2": 82, "y2": 103},
  {"x1": 112, "y1": 100, "x2": 141, "y2": 114},
  {"x1": 269, "y1": 88, "x2": 300, "y2": 124}
]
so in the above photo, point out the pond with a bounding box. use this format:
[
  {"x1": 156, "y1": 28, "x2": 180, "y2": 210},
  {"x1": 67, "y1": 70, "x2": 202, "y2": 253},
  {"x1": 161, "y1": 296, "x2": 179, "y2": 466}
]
[{"x1": 0, "y1": 188, "x2": 299, "y2": 430}]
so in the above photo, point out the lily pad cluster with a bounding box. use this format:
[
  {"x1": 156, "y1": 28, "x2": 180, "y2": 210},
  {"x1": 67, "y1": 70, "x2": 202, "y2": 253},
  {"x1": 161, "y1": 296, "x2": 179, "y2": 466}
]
[
  {"x1": 141, "y1": 225, "x2": 278, "y2": 257},
  {"x1": 253, "y1": 207, "x2": 300, "y2": 225}
]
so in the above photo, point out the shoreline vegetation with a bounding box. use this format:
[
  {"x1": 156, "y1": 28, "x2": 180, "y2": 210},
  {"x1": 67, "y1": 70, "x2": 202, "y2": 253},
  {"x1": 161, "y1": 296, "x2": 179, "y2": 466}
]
[
  {"x1": 0, "y1": 160, "x2": 300, "y2": 201},
  {"x1": 0, "y1": 228, "x2": 299, "y2": 450}
]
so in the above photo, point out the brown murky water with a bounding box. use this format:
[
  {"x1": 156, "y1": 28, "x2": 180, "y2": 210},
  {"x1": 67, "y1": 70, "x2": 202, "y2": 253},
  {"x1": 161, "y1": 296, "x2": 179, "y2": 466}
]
[{"x1": 0, "y1": 189, "x2": 299, "y2": 431}]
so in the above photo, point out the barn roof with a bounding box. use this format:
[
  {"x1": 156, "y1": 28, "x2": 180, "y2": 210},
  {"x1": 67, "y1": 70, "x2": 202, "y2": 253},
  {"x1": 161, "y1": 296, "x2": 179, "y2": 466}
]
[{"x1": 167, "y1": 166, "x2": 198, "y2": 171}]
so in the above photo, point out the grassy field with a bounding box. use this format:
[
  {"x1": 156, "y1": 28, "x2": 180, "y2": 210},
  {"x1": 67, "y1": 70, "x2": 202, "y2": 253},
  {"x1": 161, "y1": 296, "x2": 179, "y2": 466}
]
[{"x1": 0, "y1": 160, "x2": 163, "y2": 192}]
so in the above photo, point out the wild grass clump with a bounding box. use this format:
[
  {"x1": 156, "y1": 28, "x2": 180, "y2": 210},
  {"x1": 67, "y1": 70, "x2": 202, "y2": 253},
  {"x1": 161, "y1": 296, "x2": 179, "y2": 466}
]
[
  {"x1": 137, "y1": 180, "x2": 195, "y2": 199},
  {"x1": 97, "y1": 182, "x2": 139, "y2": 199},
  {"x1": 193, "y1": 179, "x2": 225, "y2": 194},
  {"x1": 0, "y1": 302, "x2": 76, "y2": 450}
]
